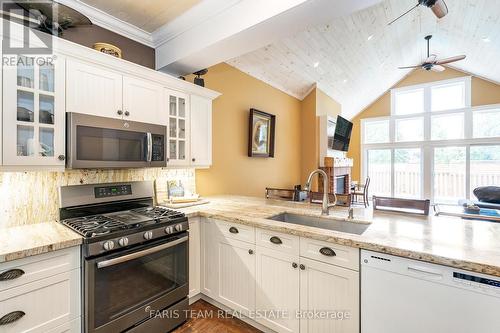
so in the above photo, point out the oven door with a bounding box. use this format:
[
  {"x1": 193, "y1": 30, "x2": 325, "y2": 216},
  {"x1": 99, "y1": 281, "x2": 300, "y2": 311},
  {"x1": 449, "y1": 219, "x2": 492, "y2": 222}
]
[
  {"x1": 67, "y1": 112, "x2": 166, "y2": 169},
  {"x1": 84, "y1": 232, "x2": 188, "y2": 333}
]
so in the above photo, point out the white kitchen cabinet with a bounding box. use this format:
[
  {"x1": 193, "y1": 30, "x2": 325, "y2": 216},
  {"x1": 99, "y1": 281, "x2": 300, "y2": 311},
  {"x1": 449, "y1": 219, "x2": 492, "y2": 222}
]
[
  {"x1": 255, "y1": 246, "x2": 300, "y2": 333},
  {"x1": 190, "y1": 95, "x2": 212, "y2": 167},
  {"x1": 217, "y1": 238, "x2": 255, "y2": 314},
  {"x1": 0, "y1": 247, "x2": 80, "y2": 333},
  {"x1": 165, "y1": 89, "x2": 190, "y2": 166},
  {"x1": 66, "y1": 59, "x2": 123, "y2": 119},
  {"x1": 2, "y1": 54, "x2": 66, "y2": 166},
  {"x1": 188, "y1": 217, "x2": 201, "y2": 298},
  {"x1": 299, "y1": 257, "x2": 359, "y2": 333},
  {"x1": 123, "y1": 76, "x2": 165, "y2": 125},
  {"x1": 201, "y1": 218, "x2": 218, "y2": 298}
]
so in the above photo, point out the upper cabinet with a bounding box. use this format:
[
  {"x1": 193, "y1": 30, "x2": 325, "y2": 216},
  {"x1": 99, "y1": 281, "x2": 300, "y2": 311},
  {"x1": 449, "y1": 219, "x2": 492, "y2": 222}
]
[
  {"x1": 166, "y1": 89, "x2": 190, "y2": 166},
  {"x1": 66, "y1": 60, "x2": 166, "y2": 125},
  {"x1": 190, "y1": 95, "x2": 213, "y2": 167},
  {"x1": 66, "y1": 59, "x2": 122, "y2": 120},
  {"x1": 2, "y1": 54, "x2": 66, "y2": 166}
]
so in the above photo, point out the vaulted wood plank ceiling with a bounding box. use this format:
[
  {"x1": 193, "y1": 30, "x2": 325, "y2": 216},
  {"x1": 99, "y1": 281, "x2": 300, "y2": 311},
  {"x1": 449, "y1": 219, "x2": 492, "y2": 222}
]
[{"x1": 227, "y1": 0, "x2": 500, "y2": 119}]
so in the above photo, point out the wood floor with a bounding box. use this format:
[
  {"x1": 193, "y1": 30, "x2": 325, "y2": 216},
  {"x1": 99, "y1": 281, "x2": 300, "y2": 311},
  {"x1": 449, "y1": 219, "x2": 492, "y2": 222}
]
[{"x1": 172, "y1": 300, "x2": 262, "y2": 333}]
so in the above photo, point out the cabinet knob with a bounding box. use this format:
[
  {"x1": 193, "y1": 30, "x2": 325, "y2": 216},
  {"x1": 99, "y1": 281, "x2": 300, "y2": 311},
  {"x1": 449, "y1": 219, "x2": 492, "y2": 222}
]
[
  {"x1": 292, "y1": 262, "x2": 298, "y2": 269},
  {"x1": 58, "y1": 155, "x2": 65, "y2": 161},
  {"x1": 229, "y1": 227, "x2": 239, "y2": 234},
  {"x1": 299, "y1": 264, "x2": 305, "y2": 270},
  {"x1": 124, "y1": 110, "x2": 130, "y2": 116},
  {"x1": 192, "y1": 158, "x2": 196, "y2": 162},
  {"x1": 117, "y1": 110, "x2": 123, "y2": 115},
  {"x1": 166, "y1": 158, "x2": 170, "y2": 162},
  {"x1": 248, "y1": 249, "x2": 254, "y2": 255}
]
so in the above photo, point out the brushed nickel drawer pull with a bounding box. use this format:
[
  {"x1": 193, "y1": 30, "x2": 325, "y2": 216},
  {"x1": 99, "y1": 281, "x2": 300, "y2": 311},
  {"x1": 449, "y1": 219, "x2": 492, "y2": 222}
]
[
  {"x1": 319, "y1": 247, "x2": 336, "y2": 257},
  {"x1": 229, "y1": 227, "x2": 239, "y2": 234},
  {"x1": 0, "y1": 269, "x2": 25, "y2": 281},
  {"x1": 0, "y1": 311, "x2": 25, "y2": 325},
  {"x1": 270, "y1": 236, "x2": 282, "y2": 245}
]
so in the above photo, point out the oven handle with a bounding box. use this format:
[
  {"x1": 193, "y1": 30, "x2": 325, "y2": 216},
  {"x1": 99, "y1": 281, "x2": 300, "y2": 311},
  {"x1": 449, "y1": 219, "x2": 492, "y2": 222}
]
[
  {"x1": 146, "y1": 132, "x2": 153, "y2": 162},
  {"x1": 97, "y1": 236, "x2": 188, "y2": 269}
]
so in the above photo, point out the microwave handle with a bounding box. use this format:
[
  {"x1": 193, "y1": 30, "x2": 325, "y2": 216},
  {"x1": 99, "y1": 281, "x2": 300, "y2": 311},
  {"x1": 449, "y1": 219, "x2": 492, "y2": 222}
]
[
  {"x1": 97, "y1": 236, "x2": 188, "y2": 269},
  {"x1": 146, "y1": 132, "x2": 152, "y2": 162}
]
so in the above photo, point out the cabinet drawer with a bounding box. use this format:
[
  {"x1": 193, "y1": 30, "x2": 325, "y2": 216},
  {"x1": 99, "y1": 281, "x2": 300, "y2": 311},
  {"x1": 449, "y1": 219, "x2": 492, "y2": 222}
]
[
  {"x1": 300, "y1": 238, "x2": 359, "y2": 271},
  {"x1": 0, "y1": 247, "x2": 80, "y2": 292},
  {"x1": 256, "y1": 228, "x2": 299, "y2": 255},
  {"x1": 210, "y1": 218, "x2": 255, "y2": 244},
  {"x1": 0, "y1": 269, "x2": 80, "y2": 333}
]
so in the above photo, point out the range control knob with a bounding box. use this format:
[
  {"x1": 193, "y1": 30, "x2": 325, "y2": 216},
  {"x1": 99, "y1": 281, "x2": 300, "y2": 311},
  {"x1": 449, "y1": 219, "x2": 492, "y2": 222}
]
[
  {"x1": 118, "y1": 237, "x2": 129, "y2": 247},
  {"x1": 103, "y1": 240, "x2": 115, "y2": 251},
  {"x1": 175, "y1": 224, "x2": 183, "y2": 232},
  {"x1": 144, "y1": 231, "x2": 153, "y2": 240},
  {"x1": 165, "y1": 226, "x2": 174, "y2": 234}
]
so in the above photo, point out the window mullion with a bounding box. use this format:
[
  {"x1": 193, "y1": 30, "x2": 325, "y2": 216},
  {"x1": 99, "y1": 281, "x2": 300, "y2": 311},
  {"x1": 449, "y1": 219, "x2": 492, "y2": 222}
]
[{"x1": 466, "y1": 145, "x2": 471, "y2": 200}]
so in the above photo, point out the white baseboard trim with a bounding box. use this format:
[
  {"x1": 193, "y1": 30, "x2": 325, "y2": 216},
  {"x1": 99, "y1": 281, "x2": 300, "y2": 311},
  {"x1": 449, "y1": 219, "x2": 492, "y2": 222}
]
[{"x1": 188, "y1": 293, "x2": 276, "y2": 333}]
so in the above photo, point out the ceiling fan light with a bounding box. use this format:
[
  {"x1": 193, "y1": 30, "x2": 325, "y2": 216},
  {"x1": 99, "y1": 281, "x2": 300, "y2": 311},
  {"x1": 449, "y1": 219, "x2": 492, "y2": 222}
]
[{"x1": 430, "y1": 0, "x2": 448, "y2": 18}]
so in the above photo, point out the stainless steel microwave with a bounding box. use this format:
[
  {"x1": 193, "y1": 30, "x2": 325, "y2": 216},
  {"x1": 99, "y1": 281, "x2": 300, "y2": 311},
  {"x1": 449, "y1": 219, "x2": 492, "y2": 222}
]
[{"x1": 66, "y1": 112, "x2": 167, "y2": 169}]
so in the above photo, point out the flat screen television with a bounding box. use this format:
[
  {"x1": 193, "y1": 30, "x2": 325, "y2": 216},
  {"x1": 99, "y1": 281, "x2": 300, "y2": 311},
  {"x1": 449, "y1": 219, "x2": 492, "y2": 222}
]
[{"x1": 329, "y1": 115, "x2": 353, "y2": 152}]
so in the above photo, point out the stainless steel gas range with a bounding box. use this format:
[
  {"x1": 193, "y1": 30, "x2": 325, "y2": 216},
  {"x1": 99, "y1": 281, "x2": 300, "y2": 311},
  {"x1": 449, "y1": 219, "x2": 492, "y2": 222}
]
[{"x1": 59, "y1": 181, "x2": 188, "y2": 333}]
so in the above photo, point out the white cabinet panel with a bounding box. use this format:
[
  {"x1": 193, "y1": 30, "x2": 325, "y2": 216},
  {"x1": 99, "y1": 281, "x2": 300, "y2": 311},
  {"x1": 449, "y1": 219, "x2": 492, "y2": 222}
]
[
  {"x1": 0, "y1": 269, "x2": 80, "y2": 333},
  {"x1": 123, "y1": 76, "x2": 165, "y2": 125},
  {"x1": 66, "y1": 59, "x2": 122, "y2": 119},
  {"x1": 255, "y1": 228, "x2": 299, "y2": 255},
  {"x1": 3, "y1": 54, "x2": 66, "y2": 166},
  {"x1": 299, "y1": 257, "x2": 359, "y2": 333},
  {"x1": 217, "y1": 238, "x2": 255, "y2": 314},
  {"x1": 211, "y1": 218, "x2": 255, "y2": 244},
  {"x1": 165, "y1": 89, "x2": 190, "y2": 166},
  {"x1": 255, "y1": 246, "x2": 299, "y2": 333},
  {"x1": 188, "y1": 217, "x2": 201, "y2": 298},
  {"x1": 201, "y1": 218, "x2": 218, "y2": 298},
  {"x1": 299, "y1": 237, "x2": 359, "y2": 271},
  {"x1": 190, "y1": 95, "x2": 212, "y2": 167}
]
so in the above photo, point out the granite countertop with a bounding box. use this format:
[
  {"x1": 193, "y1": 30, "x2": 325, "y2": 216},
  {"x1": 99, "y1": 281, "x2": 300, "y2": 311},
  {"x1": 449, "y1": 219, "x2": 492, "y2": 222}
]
[
  {"x1": 2, "y1": 195, "x2": 500, "y2": 279},
  {"x1": 0, "y1": 222, "x2": 82, "y2": 263},
  {"x1": 177, "y1": 196, "x2": 500, "y2": 277}
]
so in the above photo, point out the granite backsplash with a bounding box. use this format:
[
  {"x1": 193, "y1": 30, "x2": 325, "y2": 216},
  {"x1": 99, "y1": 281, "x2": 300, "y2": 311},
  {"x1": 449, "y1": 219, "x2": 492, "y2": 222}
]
[{"x1": 0, "y1": 168, "x2": 196, "y2": 228}]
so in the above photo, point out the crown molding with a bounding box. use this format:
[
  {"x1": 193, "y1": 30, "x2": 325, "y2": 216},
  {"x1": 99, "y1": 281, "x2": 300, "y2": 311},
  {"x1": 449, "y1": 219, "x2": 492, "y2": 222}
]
[{"x1": 57, "y1": 0, "x2": 155, "y2": 47}]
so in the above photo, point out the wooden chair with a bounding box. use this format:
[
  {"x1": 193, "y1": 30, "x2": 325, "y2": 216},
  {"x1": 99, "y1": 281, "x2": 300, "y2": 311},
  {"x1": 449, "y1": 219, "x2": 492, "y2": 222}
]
[
  {"x1": 372, "y1": 196, "x2": 431, "y2": 215},
  {"x1": 352, "y1": 177, "x2": 370, "y2": 208},
  {"x1": 265, "y1": 188, "x2": 294, "y2": 200}
]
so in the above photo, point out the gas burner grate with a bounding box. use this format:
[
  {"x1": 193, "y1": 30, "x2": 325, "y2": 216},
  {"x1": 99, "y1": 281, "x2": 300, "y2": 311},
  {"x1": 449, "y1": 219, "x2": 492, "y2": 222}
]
[
  {"x1": 62, "y1": 215, "x2": 128, "y2": 237},
  {"x1": 131, "y1": 207, "x2": 185, "y2": 220}
]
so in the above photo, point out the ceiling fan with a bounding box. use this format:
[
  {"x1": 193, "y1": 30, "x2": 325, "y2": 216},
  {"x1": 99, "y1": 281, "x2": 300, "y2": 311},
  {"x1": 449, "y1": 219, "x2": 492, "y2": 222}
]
[
  {"x1": 398, "y1": 35, "x2": 466, "y2": 72},
  {"x1": 389, "y1": 0, "x2": 448, "y2": 25}
]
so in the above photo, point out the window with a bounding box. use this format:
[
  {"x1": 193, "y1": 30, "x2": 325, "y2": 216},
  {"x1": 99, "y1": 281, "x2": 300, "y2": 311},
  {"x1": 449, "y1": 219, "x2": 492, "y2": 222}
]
[
  {"x1": 363, "y1": 119, "x2": 389, "y2": 143},
  {"x1": 473, "y1": 109, "x2": 500, "y2": 138},
  {"x1": 394, "y1": 148, "x2": 422, "y2": 198},
  {"x1": 394, "y1": 88, "x2": 424, "y2": 115},
  {"x1": 395, "y1": 117, "x2": 424, "y2": 142},
  {"x1": 431, "y1": 113, "x2": 464, "y2": 140},
  {"x1": 433, "y1": 147, "x2": 466, "y2": 203},
  {"x1": 470, "y1": 145, "x2": 500, "y2": 198},
  {"x1": 361, "y1": 77, "x2": 500, "y2": 202},
  {"x1": 431, "y1": 81, "x2": 466, "y2": 111},
  {"x1": 367, "y1": 149, "x2": 391, "y2": 197}
]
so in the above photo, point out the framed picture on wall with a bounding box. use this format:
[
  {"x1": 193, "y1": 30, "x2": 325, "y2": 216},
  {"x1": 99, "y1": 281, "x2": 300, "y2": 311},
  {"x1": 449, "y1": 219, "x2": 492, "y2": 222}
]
[{"x1": 248, "y1": 108, "x2": 275, "y2": 157}]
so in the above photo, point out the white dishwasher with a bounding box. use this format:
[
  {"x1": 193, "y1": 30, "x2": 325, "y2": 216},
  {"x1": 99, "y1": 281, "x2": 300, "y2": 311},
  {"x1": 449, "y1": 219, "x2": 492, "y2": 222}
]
[{"x1": 361, "y1": 250, "x2": 500, "y2": 333}]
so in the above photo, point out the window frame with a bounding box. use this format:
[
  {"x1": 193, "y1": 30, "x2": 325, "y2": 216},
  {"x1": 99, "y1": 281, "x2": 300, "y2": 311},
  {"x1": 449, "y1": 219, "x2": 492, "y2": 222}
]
[{"x1": 361, "y1": 76, "x2": 500, "y2": 203}]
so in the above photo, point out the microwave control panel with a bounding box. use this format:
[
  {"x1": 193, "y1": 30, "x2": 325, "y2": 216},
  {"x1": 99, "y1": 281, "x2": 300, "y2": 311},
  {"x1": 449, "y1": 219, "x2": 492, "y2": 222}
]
[{"x1": 152, "y1": 135, "x2": 165, "y2": 162}]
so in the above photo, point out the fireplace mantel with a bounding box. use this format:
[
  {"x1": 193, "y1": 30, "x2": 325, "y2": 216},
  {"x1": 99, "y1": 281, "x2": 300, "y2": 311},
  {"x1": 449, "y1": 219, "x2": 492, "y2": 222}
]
[{"x1": 319, "y1": 157, "x2": 354, "y2": 195}]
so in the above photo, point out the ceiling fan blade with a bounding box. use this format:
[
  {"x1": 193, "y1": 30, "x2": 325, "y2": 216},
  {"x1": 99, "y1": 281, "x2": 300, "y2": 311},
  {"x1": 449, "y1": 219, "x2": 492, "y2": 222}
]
[
  {"x1": 425, "y1": 54, "x2": 437, "y2": 63},
  {"x1": 431, "y1": 64, "x2": 445, "y2": 72},
  {"x1": 398, "y1": 65, "x2": 422, "y2": 69},
  {"x1": 435, "y1": 55, "x2": 466, "y2": 65},
  {"x1": 430, "y1": 0, "x2": 448, "y2": 18},
  {"x1": 388, "y1": 3, "x2": 420, "y2": 25}
]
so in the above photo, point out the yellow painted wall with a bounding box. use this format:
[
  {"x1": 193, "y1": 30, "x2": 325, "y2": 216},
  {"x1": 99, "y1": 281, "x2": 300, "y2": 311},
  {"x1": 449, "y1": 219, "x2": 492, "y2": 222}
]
[
  {"x1": 192, "y1": 63, "x2": 302, "y2": 197},
  {"x1": 300, "y1": 89, "x2": 318, "y2": 186},
  {"x1": 316, "y1": 87, "x2": 342, "y2": 118},
  {"x1": 347, "y1": 68, "x2": 500, "y2": 181}
]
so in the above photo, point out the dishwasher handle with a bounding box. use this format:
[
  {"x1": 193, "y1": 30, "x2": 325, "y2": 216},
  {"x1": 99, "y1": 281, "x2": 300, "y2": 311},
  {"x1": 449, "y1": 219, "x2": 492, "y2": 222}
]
[{"x1": 407, "y1": 265, "x2": 443, "y2": 279}]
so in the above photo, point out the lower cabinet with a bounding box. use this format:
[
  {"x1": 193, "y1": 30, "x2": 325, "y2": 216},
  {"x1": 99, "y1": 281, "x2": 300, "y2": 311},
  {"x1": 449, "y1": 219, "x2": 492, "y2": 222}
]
[
  {"x1": 255, "y1": 246, "x2": 300, "y2": 333},
  {"x1": 199, "y1": 218, "x2": 360, "y2": 333},
  {"x1": 189, "y1": 217, "x2": 201, "y2": 298}
]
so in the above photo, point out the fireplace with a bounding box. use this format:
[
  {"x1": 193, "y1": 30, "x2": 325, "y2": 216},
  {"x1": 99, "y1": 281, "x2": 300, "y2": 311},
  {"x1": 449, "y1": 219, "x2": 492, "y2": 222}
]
[
  {"x1": 335, "y1": 175, "x2": 348, "y2": 194},
  {"x1": 318, "y1": 157, "x2": 353, "y2": 195}
]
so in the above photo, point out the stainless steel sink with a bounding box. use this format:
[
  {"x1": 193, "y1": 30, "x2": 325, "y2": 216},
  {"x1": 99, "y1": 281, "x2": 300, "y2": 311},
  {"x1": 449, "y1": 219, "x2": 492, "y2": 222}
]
[{"x1": 267, "y1": 212, "x2": 370, "y2": 235}]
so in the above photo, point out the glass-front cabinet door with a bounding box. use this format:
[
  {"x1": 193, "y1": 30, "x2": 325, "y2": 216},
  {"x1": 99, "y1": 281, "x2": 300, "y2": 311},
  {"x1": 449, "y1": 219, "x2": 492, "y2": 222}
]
[
  {"x1": 165, "y1": 89, "x2": 190, "y2": 166},
  {"x1": 2, "y1": 54, "x2": 65, "y2": 166}
]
